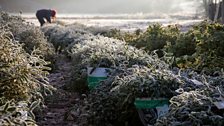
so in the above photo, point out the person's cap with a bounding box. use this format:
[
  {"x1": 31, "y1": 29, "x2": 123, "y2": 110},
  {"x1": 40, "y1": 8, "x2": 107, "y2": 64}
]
[{"x1": 51, "y1": 9, "x2": 56, "y2": 17}]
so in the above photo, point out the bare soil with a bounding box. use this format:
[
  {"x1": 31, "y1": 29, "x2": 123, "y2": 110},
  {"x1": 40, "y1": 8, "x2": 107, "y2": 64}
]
[{"x1": 35, "y1": 54, "x2": 80, "y2": 126}]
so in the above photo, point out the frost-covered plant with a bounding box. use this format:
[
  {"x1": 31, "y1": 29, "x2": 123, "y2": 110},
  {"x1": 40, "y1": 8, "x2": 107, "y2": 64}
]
[
  {"x1": 16, "y1": 26, "x2": 55, "y2": 61},
  {"x1": 86, "y1": 65, "x2": 200, "y2": 125},
  {"x1": 0, "y1": 11, "x2": 27, "y2": 35},
  {"x1": 41, "y1": 23, "x2": 109, "y2": 53},
  {"x1": 67, "y1": 35, "x2": 169, "y2": 92},
  {"x1": 0, "y1": 100, "x2": 40, "y2": 126},
  {"x1": 0, "y1": 16, "x2": 55, "y2": 125},
  {"x1": 0, "y1": 11, "x2": 56, "y2": 64},
  {"x1": 85, "y1": 63, "x2": 224, "y2": 125},
  {"x1": 156, "y1": 86, "x2": 224, "y2": 126},
  {"x1": 0, "y1": 27, "x2": 54, "y2": 103}
]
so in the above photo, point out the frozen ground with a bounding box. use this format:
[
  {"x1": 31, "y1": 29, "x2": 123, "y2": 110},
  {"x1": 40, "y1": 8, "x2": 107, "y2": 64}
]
[{"x1": 22, "y1": 13, "x2": 203, "y2": 32}]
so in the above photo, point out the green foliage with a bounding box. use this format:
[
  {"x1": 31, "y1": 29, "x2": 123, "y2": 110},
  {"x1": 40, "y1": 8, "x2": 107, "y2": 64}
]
[
  {"x1": 104, "y1": 21, "x2": 224, "y2": 73},
  {"x1": 165, "y1": 32, "x2": 196, "y2": 57},
  {"x1": 175, "y1": 21, "x2": 224, "y2": 73},
  {"x1": 104, "y1": 24, "x2": 180, "y2": 58},
  {"x1": 103, "y1": 28, "x2": 141, "y2": 43},
  {"x1": 130, "y1": 24, "x2": 180, "y2": 53}
]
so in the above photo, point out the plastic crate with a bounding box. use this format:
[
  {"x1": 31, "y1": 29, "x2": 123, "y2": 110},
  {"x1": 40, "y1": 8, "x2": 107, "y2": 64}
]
[{"x1": 87, "y1": 67, "x2": 109, "y2": 89}]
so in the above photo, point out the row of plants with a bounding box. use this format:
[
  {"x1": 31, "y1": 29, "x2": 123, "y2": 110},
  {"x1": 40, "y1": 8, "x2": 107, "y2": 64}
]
[
  {"x1": 0, "y1": 12, "x2": 55, "y2": 125},
  {"x1": 41, "y1": 22, "x2": 110, "y2": 53},
  {"x1": 104, "y1": 21, "x2": 224, "y2": 74},
  {"x1": 156, "y1": 81, "x2": 224, "y2": 126},
  {"x1": 65, "y1": 30, "x2": 224, "y2": 125},
  {"x1": 42, "y1": 22, "x2": 224, "y2": 126},
  {"x1": 0, "y1": 12, "x2": 56, "y2": 69}
]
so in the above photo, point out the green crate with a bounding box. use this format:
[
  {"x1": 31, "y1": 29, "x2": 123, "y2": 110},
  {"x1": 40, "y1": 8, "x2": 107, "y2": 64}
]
[
  {"x1": 134, "y1": 98, "x2": 169, "y2": 109},
  {"x1": 87, "y1": 76, "x2": 107, "y2": 89},
  {"x1": 87, "y1": 67, "x2": 109, "y2": 89}
]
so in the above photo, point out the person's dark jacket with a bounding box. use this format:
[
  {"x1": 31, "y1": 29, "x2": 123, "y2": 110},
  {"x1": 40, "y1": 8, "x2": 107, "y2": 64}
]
[
  {"x1": 36, "y1": 9, "x2": 52, "y2": 23},
  {"x1": 36, "y1": 9, "x2": 56, "y2": 26}
]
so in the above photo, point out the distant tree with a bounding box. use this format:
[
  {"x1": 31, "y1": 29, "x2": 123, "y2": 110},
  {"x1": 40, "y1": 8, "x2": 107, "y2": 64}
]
[
  {"x1": 222, "y1": 0, "x2": 224, "y2": 23},
  {"x1": 202, "y1": 0, "x2": 224, "y2": 22},
  {"x1": 203, "y1": 0, "x2": 211, "y2": 16}
]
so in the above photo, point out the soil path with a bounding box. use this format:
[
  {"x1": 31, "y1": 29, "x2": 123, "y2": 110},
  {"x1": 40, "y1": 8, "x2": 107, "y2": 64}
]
[{"x1": 36, "y1": 54, "x2": 79, "y2": 126}]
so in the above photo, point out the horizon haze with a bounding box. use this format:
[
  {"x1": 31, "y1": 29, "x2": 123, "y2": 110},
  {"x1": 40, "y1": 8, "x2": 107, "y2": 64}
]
[{"x1": 0, "y1": 0, "x2": 201, "y2": 14}]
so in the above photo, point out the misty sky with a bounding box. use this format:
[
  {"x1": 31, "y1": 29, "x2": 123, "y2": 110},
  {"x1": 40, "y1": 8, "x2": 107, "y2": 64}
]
[{"x1": 0, "y1": 0, "x2": 201, "y2": 14}]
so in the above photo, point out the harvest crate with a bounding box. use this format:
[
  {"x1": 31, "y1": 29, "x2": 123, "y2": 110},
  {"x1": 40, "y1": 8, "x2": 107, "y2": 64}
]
[{"x1": 87, "y1": 67, "x2": 110, "y2": 89}]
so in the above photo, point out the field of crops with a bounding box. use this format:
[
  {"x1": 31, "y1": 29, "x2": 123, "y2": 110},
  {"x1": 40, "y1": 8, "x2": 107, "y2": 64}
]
[{"x1": 0, "y1": 11, "x2": 224, "y2": 126}]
